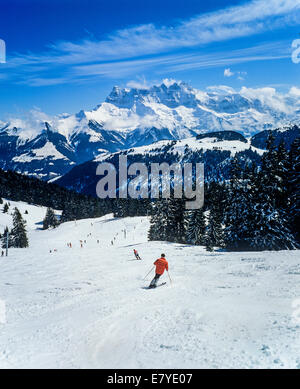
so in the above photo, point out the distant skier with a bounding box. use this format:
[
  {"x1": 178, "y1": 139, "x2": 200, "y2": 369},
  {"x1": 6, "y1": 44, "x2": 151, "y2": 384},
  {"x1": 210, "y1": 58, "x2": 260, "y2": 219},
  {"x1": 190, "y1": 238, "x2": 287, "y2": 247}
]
[
  {"x1": 133, "y1": 249, "x2": 141, "y2": 260},
  {"x1": 149, "y1": 254, "x2": 168, "y2": 288}
]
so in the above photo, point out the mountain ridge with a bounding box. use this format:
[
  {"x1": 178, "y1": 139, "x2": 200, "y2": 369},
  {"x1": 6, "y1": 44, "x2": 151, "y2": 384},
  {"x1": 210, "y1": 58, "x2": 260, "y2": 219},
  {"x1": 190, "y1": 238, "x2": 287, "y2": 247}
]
[{"x1": 1, "y1": 80, "x2": 299, "y2": 180}]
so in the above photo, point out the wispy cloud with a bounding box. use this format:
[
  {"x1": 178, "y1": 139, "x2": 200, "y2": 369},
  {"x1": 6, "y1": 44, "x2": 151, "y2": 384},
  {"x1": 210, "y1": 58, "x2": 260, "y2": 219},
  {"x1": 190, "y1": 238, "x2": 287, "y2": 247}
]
[{"x1": 1, "y1": 0, "x2": 300, "y2": 85}]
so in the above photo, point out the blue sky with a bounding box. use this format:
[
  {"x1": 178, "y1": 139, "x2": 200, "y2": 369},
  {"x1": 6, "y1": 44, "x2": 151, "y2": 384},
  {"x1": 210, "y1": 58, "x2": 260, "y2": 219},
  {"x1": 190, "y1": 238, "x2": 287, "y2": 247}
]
[{"x1": 0, "y1": 0, "x2": 300, "y2": 118}]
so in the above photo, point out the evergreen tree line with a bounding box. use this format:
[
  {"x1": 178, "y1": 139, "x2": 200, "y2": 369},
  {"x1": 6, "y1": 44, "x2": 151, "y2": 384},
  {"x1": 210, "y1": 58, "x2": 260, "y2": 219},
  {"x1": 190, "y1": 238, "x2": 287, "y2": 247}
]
[
  {"x1": 0, "y1": 168, "x2": 112, "y2": 222},
  {"x1": 148, "y1": 135, "x2": 300, "y2": 251}
]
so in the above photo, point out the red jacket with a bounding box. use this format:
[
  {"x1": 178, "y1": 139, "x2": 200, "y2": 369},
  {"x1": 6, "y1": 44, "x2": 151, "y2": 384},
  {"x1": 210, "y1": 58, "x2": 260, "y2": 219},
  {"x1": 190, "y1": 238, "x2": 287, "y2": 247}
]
[{"x1": 154, "y1": 257, "x2": 168, "y2": 275}]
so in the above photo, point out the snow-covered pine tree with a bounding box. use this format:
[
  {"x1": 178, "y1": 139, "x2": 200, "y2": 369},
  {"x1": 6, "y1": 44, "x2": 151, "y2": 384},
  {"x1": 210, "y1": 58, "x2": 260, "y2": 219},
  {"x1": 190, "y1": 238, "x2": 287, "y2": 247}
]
[
  {"x1": 245, "y1": 135, "x2": 297, "y2": 250},
  {"x1": 10, "y1": 207, "x2": 29, "y2": 248},
  {"x1": 259, "y1": 134, "x2": 289, "y2": 212},
  {"x1": 43, "y1": 208, "x2": 59, "y2": 230},
  {"x1": 205, "y1": 207, "x2": 224, "y2": 251},
  {"x1": 166, "y1": 198, "x2": 186, "y2": 243},
  {"x1": 148, "y1": 200, "x2": 170, "y2": 241},
  {"x1": 113, "y1": 199, "x2": 126, "y2": 218},
  {"x1": 185, "y1": 208, "x2": 206, "y2": 245},
  {"x1": 205, "y1": 180, "x2": 225, "y2": 250},
  {"x1": 286, "y1": 137, "x2": 300, "y2": 244},
  {"x1": 1, "y1": 226, "x2": 12, "y2": 249},
  {"x1": 223, "y1": 158, "x2": 253, "y2": 250}
]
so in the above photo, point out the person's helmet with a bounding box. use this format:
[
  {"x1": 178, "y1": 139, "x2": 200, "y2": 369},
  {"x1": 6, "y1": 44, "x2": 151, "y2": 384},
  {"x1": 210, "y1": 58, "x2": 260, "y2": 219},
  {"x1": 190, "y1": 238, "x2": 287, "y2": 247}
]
[{"x1": 161, "y1": 253, "x2": 165, "y2": 257}]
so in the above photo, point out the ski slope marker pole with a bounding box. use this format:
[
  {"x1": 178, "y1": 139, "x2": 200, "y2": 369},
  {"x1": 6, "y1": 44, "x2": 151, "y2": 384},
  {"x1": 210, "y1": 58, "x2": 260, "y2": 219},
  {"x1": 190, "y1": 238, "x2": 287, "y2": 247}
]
[{"x1": 143, "y1": 266, "x2": 154, "y2": 280}]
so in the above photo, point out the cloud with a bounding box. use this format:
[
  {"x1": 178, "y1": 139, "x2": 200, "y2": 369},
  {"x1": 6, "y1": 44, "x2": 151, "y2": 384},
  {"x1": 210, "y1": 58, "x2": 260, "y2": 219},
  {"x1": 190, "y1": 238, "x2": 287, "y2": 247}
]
[
  {"x1": 289, "y1": 86, "x2": 300, "y2": 97},
  {"x1": 7, "y1": 109, "x2": 52, "y2": 139},
  {"x1": 240, "y1": 86, "x2": 293, "y2": 113},
  {"x1": 1, "y1": 0, "x2": 300, "y2": 85},
  {"x1": 207, "y1": 85, "x2": 236, "y2": 95},
  {"x1": 224, "y1": 68, "x2": 234, "y2": 77},
  {"x1": 126, "y1": 76, "x2": 151, "y2": 90},
  {"x1": 161, "y1": 41, "x2": 289, "y2": 73}
]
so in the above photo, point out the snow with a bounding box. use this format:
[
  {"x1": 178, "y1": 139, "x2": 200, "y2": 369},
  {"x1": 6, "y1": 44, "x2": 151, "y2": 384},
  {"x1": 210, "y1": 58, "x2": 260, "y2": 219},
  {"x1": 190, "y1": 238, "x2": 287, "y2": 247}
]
[
  {"x1": 12, "y1": 142, "x2": 68, "y2": 163},
  {"x1": 0, "y1": 202, "x2": 299, "y2": 368},
  {"x1": 3, "y1": 81, "x2": 300, "y2": 143},
  {"x1": 0, "y1": 199, "x2": 61, "y2": 232},
  {"x1": 95, "y1": 136, "x2": 264, "y2": 163}
]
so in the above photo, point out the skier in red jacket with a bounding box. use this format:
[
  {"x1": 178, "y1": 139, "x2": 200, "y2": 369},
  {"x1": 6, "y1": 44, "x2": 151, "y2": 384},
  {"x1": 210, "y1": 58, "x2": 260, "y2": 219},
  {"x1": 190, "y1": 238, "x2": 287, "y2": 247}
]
[
  {"x1": 133, "y1": 249, "x2": 141, "y2": 260},
  {"x1": 149, "y1": 254, "x2": 169, "y2": 288}
]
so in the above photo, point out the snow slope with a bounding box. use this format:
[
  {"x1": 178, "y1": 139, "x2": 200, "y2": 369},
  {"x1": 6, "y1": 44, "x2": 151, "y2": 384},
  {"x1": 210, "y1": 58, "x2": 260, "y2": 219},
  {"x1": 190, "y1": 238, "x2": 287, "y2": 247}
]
[
  {"x1": 0, "y1": 207, "x2": 299, "y2": 368},
  {"x1": 0, "y1": 199, "x2": 61, "y2": 233}
]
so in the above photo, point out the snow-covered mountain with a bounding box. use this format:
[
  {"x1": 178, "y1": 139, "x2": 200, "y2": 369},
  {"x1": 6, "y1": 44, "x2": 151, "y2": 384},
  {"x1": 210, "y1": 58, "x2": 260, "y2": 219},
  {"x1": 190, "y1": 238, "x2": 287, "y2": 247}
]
[
  {"x1": 55, "y1": 131, "x2": 260, "y2": 195},
  {"x1": 1, "y1": 80, "x2": 299, "y2": 180},
  {"x1": 56, "y1": 126, "x2": 300, "y2": 196}
]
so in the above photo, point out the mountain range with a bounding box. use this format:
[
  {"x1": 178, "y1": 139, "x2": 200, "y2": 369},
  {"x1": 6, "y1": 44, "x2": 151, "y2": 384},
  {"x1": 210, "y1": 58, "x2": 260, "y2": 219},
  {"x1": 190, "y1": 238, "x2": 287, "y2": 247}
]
[{"x1": 0, "y1": 80, "x2": 299, "y2": 182}]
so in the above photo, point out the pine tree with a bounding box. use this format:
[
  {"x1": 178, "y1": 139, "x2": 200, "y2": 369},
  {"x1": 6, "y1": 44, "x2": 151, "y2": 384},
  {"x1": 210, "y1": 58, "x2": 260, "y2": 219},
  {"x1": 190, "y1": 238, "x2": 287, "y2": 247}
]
[
  {"x1": 286, "y1": 138, "x2": 300, "y2": 244},
  {"x1": 235, "y1": 135, "x2": 296, "y2": 251},
  {"x1": 166, "y1": 198, "x2": 186, "y2": 243},
  {"x1": 148, "y1": 200, "x2": 170, "y2": 241},
  {"x1": 61, "y1": 200, "x2": 78, "y2": 223},
  {"x1": 3, "y1": 203, "x2": 9, "y2": 213},
  {"x1": 223, "y1": 158, "x2": 252, "y2": 250},
  {"x1": 186, "y1": 208, "x2": 206, "y2": 245},
  {"x1": 1, "y1": 226, "x2": 11, "y2": 249},
  {"x1": 247, "y1": 135, "x2": 297, "y2": 250},
  {"x1": 205, "y1": 180, "x2": 225, "y2": 250},
  {"x1": 43, "y1": 208, "x2": 59, "y2": 230},
  {"x1": 10, "y1": 207, "x2": 29, "y2": 248},
  {"x1": 205, "y1": 207, "x2": 224, "y2": 251}
]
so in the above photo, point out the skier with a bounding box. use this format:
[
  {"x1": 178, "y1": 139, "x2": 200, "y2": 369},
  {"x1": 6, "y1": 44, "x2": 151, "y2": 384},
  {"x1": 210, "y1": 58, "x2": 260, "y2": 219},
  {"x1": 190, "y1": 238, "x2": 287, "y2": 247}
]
[
  {"x1": 149, "y1": 254, "x2": 168, "y2": 288},
  {"x1": 133, "y1": 249, "x2": 141, "y2": 260}
]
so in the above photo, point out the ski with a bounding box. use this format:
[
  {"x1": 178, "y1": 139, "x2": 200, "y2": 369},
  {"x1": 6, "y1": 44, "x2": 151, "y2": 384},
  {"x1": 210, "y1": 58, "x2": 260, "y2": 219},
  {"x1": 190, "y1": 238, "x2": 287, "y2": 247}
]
[
  {"x1": 142, "y1": 282, "x2": 167, "y2": 290},
  {"x1": 155, "y1": 282, "x2": 166, "y2": 288}
]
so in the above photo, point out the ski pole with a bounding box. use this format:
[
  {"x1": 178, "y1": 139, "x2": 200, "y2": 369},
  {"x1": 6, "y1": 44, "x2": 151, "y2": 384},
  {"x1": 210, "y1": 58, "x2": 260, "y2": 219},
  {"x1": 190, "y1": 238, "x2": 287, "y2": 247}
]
[
  {"x1": 167, "y1": 271, "x2": 172, "y2": 286},
  {"x1": 143, "y1": 266, "x2": 154, "y2": 280}
]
